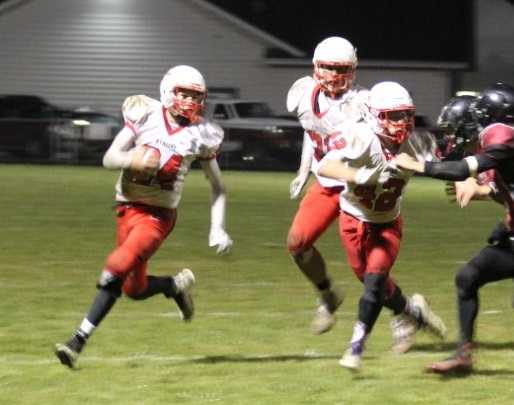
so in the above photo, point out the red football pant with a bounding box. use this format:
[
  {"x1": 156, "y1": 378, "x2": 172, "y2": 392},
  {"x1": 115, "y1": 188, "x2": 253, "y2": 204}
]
[
  {"x1": 104, "y1": 204, "x2": 177, "y2": 297},
  {"x1": 287, "y1": 182, "x2": 343, "y2": 254},
  {"x1": 338, "y1": 211, "x2": 402, "y2": 298}
]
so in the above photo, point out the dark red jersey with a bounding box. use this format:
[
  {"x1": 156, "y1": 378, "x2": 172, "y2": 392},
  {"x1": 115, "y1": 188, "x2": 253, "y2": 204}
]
[{"x1": 476, "y1": 123, "x2": 514, "y2": 229}]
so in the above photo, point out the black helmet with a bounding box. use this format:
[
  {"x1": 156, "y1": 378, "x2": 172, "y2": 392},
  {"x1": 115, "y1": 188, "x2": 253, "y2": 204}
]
[
  {"x1": 436, "y1": 95, "x2": 478, "y2": 159},
  {"x1": 472, "y1": 82, "x2": 514, "y2": 127}
]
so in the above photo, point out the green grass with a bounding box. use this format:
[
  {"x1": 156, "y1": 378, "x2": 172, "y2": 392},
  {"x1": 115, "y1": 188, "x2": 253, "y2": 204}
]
[{"x1": 1, "y1": 164, "x2": 513, "y2": 404}]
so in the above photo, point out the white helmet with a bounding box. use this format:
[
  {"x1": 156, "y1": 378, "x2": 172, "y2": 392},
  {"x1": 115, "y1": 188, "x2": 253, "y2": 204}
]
[
  {"x1": 368, "y1": 81, "x2": 415, "y2": 144},
  {"x1": 312, "y1": 36, "x2": 357, "y2": 97},
  {"x1": 160, "y1": 65, "x2": 206, "y2": 122}
]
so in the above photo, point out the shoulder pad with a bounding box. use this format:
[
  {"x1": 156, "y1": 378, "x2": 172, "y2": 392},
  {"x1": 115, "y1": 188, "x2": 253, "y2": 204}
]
[
  {"x1": 287, "y1": 76, "x2": 316, "y2": 113},
  {"x1": 351, "y1": 87, "x2": 370, "y2": 105},
  {"x1": 199, "y1": 120, "x2": 224, "y2": 155},
  {"x1": 480, "y1": 123, "x2": 514, "y2": 148},
  {"x1": 122, "y1": 95, "x2": 158, "y2": 125}
]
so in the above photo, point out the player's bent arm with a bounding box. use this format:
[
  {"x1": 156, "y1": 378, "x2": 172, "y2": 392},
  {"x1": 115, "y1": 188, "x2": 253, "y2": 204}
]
[
  {"x1": 396, "y1": 152, "x2": 474, "y2": 180},
  {"x1": 103, "y1": 126, "x2": 136, "y2": 170},
  {"x1": 317, "y1": 159, "x2": 359, "y2": 183}
]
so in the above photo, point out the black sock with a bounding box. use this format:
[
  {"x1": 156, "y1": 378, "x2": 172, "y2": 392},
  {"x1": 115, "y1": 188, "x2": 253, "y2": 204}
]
[
  {"x1": 130, "y1": 276, "x2": 175, "y2": 300},
  {"x1": 67, "y1": 332, "x2": 88, "y2": 353},
  {"x1": 383, "y1": 285, "x2": 407, "y2": 315},
  {"x1": 358, "y1": 297, "x2": 382, "y2": 333},
  {"x1": 458, "y1": 292, "x2": 478, "y2": 343},
  {"x1": 86, "y1": 288, "x2": 119, "y2": 326},
  {"x1": 316, "y1": 279, "x2": 331, "y2": 291}
]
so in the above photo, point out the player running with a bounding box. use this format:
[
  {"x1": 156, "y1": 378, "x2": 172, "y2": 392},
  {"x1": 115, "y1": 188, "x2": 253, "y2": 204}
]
[
  {"x1": 317, "y1": 81, "x2": 447, "y2": 370},
  {"x1": 54, "y1": 65, "x2": 233, "y2": 368},
  {"x1": 286, "y1": 36, "x2": 369, "y2": 334}
]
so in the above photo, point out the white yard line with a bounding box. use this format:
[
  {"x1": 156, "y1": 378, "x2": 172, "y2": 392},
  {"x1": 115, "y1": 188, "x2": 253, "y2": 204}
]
[{"x1": 0, "y1": 351, "x2": 338, "y2": 366}]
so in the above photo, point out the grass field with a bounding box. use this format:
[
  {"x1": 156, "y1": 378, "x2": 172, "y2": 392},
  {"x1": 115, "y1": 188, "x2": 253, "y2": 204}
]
[{"x1": 1, "y1": 164, "x2": 513, "y2": 404}]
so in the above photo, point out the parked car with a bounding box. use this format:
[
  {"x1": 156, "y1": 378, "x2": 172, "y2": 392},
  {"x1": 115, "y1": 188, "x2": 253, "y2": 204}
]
[
  {"x1": 204, "y1": 99, "x2": 303, "y2": 170},
  {"x1": 0, "y1": 94, "x2": 122, "y2": 162}
]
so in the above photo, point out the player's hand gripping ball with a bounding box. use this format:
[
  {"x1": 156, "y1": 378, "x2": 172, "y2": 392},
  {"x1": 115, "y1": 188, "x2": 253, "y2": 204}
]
[{"x1": 128, "y1": 145, "x2": 161, "y2": 183}]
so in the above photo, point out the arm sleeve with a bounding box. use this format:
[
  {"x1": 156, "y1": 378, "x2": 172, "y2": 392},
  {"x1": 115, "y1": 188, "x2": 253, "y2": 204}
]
[
  {"x1": 424, "y1": 160, "x2": 471, "y2": 181},
  {"x1": 424, "y1": 149, "x2": 505, "y2": 181},
  {"x1": 297, "y1": 131, "x2": 314, "y2": 177},
  {"x1": 200, "y1": 158, "x2": 227, "y2": 230},
  {"x1": 102, "y1": 126, "x2": 136, "y2": 170}
]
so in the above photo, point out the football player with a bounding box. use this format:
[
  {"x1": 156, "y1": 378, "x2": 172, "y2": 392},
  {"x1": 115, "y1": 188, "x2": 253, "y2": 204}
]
[
  {"x1": 286, "y1": 36, "x2": 370, "y2": 334},
  {"x1": 317, "y1": 81, "x2": 447, "y2": 370},
  {"x1": 395, "y1": 82, "x2": 514, "y2": 374},
  {"x1": 54, "y1": 65, "x2": 233, "y2": 368}
]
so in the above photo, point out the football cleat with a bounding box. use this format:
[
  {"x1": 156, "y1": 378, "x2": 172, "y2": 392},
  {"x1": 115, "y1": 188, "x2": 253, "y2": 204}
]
[
  {"x1": 411, "y1": 294, "x2": 447, "y2": 339},
  {"x1": 339, "y1": 348, "x2": 361, "y2": 371},
  {"x1": 311, "y1": 288, "x2": 344, "y2": 335},
  {"x1": 426, "y1": 343, "x2": 473, "y2": 374},
  {"x1": 172, "y1": 268, "x2": 195, "y2": 321},
  {"x1": 54, "y1": 333, "x2": 86, "y2": 369},
  {"x1": 390, "y1": 314, "x2": 417, "y2": 354},
  {"x1": 54, "y1": 342, "x2": 80, "y2": 369}
]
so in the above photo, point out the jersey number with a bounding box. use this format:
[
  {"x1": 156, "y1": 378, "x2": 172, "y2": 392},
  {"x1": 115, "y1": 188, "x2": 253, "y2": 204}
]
[
  {"x1": 308, "y1": 131, "x2": 346, "y2": 160},
  {"x1": 156, "y1": 154, "x2": 183, "y2": 190},
  {"x1": 354, "y1": 178, "x2": 405, "y2": 211}
]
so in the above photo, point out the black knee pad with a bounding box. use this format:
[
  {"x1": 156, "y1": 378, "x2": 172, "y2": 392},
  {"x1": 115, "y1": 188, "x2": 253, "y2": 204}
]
[
  {"x1": 96, "y1": 270, "x2": 123, "y2": 298},
  {"x1": 363, "y1": 273, "x2": 387, "y2": 304},
  {"x1": 455, "y1": 264, "x2": 479, "y2": 299}
]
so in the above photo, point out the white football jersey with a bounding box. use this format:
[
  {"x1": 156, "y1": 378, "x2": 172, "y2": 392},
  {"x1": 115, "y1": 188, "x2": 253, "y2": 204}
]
[
  {"x1": 115, "y1": 95, "x2": 223, "y2": 209},
  {"x1": 287, "y1": 76, "x2": 369, "y2": 188},
  {"x1": 321, "y1": 122, "x2": 424, "y2": 223}
]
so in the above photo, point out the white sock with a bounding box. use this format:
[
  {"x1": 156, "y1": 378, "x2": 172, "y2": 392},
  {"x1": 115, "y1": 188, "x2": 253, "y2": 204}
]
[{"x1": 78, "y1": 318, "x2": 96, "y2": 337}]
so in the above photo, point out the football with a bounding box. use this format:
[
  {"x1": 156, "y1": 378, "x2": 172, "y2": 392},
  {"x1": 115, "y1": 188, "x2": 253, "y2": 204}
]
[{"x1": 127, "y1": 145, "x2": 161, "y2": 183}]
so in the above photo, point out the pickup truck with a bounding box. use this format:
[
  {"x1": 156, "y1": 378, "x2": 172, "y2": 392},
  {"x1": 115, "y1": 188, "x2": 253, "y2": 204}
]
[{"x1": 204, "y1": 99, "x2": 303, "y2": 170}]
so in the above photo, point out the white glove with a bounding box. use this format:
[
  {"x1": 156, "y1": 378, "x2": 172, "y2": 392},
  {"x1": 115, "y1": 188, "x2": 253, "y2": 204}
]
[
  {"x1": 209, "y1": 227, "x2": 233, "y2": 255},
  {"x1": 289, "y1": 174, "x2": 309, "y2": 199}
]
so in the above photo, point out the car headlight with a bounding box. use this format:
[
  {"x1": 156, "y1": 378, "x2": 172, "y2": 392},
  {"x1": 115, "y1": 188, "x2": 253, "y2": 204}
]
[
  {"x1": 71, "y1": 119, "x2": 91, "y2": 126},
  {"x1": 265, "y1": 126, "x2": 284, "y2": 133}
]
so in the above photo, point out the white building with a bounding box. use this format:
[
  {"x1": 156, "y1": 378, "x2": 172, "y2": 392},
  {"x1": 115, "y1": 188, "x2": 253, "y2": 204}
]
[{"x1": 0, "y1": 0, "x2": 511, "y2": 122}]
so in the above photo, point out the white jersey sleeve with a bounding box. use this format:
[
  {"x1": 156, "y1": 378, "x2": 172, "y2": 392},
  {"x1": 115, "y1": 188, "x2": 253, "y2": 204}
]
[
  {"x1": 122, "y1": 94, "x2": 160, "y2": 129},
  {"x1": 287, "y1": 76, "x2": 316, "y2": 113},
  {"x1": 196, "y1": 119, "x2": 224, "y2": 160}
]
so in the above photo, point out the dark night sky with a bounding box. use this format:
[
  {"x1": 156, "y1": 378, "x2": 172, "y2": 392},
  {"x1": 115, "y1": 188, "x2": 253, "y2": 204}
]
[
  {"x1": 208, "y1": 0, "x2": 475, "y2": 63},
  {"x1": 0, "y1": 0, "x2": 475, "y2": 63}
]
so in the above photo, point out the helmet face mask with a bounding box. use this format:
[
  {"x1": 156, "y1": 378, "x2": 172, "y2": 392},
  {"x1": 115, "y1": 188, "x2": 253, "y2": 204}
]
[
  {"x1": 171, "y1": 86, "x2": 206, "y2": 122},
  {"x1": 312, "y1": 37, "x2": 357, "y2": 97},
  {"x1": 314, "y1": 62, "x2": 355, "y2": 97},
  {"x1": 368, "y1": 81, "x2": 415, "y2": 145},
  {"x1": 160, "y1": 65, "x2": 207, "y2": 122}
]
